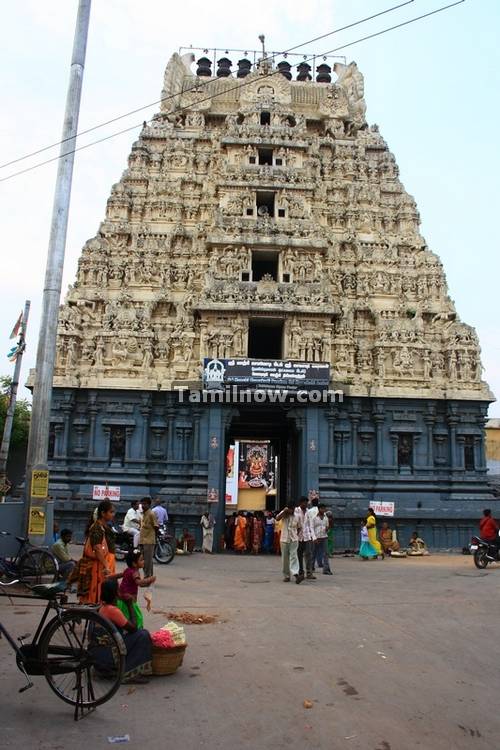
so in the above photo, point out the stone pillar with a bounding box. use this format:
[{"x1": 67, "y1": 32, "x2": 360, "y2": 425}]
[
  {"x1": 53, "y1": 424, "x2": 64, "y2": 459},
  {"x1": 102, "y1": 426, "x2": 111, "y2": 462},
  {"x1": 424, "y1": 411, "x2": 435, "y2": 469},
  {"x1": 87, "y1": 392, "x2": 98, "y2": 459},
  {"x1": 60, "y1": 406, "x2": 72, "y2": 459},
  {"x1": 192, "y1": 409, "x2": 202, "y2": 461},
  {"x1": 306, "y1": 407, "x2": 320, "y2": 498},
  {"x1": 390, "y1": 434, "x2": 398, "y2": 470},
  {"x1": 326, "y1": 409, "x2": 336, "y2": 465},
  {"x1": 373, "y1": 402, "x2": 385, "y2": 470},
  {"x1": 139, "y1": 395, "x2": 152, "y2": 461},
  {"x1": 456, "y1": 435, "x2": 465, "y2": 470},
  {"x1": 350, "y1": 416, "x2": 360, "y2": 467},
  {"x1": 125, "y1": 426, "x2": 134, "y2": 462},
  {"x1": 166, "y1": 408, "x2": 176, "y2": 461},
  {"x1": 447, "y1": 407, "x2": 459, "y2": 469}
]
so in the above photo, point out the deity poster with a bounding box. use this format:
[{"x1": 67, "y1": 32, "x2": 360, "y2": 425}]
[{"x1": 238, "y1": 441, "x2": 271, "y2": 490}]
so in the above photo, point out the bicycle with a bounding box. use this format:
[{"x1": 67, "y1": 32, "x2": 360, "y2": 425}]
[
  {"x1": 0, "y1": 531, "x2": 59, "y2": 584},
  {"x1": 0, "y1": 579, "x2": 125, "y2": 720}
]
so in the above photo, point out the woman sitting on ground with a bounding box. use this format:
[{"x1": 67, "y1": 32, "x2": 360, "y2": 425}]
[
  {"x1": 407, "y1": 532, "x2": 430, "y2": 556},
  {"x1": 99, "y1": 578, "x2": 153, "y2": 684},
  {"x1": 379, "y1": 522, "x2": 401, "y2": 555}
]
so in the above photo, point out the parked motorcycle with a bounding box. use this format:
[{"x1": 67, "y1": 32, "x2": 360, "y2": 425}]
[
  {"x1": 469, "y1": 535, "x2": 500, "y2": 569},
  {"x1": 112, "y1": 525, "x2": 175, "y2": 565}
]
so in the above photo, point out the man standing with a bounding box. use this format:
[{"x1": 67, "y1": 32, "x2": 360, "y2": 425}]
[
  {"x1": 51, "y1": 528, "x2": 77, "y2": 580},
  {"x1": 153, "y1": 498, "x2": 168, "y2": 528},
  {"x1": 200, "y1": 510, "x2": 215, "y2": 553},
  {"x1": 276, "y1": 502, "x2": 302, "y2": 583},
  {"x1": 479, "y1": 509, "x2": 499, "y2": 548},
  {"x1": 313, "y1": 504, "x2": 332, "y2": 575},
  {"x1": 123, "y1": 500, "x2": 142, "y2": 548},
  {"x1": 139, "y1": 497, "x2": 158, "y2": 578},
  {"x1": 295, "y1": 496, "x2": 316, "y2": 581}
]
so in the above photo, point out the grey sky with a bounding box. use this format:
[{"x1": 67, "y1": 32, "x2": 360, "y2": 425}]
[{"x1": 1, "y1": 0, "x2": 498, "y2": 413}]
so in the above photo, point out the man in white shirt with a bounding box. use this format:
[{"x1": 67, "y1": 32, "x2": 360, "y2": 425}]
[
  {"x1": 295, "y1": 496, "x2": 316, "y2": 581},
  {"x1": 122, "y1": 500, "x2": 142, "y2": 548},
  {"x1": 276, "y1": 502, "x2": 302, "y2": 584},
  {"x1": 313, "y1": 504, "x2": 332, "y2": 575}
]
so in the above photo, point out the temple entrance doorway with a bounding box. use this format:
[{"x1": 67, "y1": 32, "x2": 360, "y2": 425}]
[{"x1": 225, "y1": 405, "x2": 300, "y2": 513}]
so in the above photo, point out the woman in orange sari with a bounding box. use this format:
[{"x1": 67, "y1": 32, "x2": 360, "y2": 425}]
[
  {"x1": 77, "y1": 500, "x2": 115, "y2": 604},
  {"x1": 233, "y1": 511, "x2": 247, "y2": 553}
]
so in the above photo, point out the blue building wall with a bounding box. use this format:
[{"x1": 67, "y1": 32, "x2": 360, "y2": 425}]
[{"x1": 48, "y1": 388, "x2": 496, "y2": 549}]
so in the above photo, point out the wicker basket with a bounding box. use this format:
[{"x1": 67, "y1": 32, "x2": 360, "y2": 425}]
[{"x1": 151, "y1": 644, "x2": 187, "y2": 675}]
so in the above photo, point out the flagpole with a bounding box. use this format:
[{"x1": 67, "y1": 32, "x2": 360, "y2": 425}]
[
  {"x1": 0, "y1": 300, "x2": 31, "y2": 502},
  {"x1": 23, "y1": 0, "x2": 91, "y2": 534}
]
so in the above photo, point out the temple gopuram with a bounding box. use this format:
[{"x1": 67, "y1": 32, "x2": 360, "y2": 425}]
[{"x1": 44, "y1": 48, "x2": 495, "y2": 545}]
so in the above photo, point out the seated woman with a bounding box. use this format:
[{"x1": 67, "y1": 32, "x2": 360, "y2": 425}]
[
  {"x1": 379, "y1": 522, "x2": 401, "y2": 555},
  {"x1": 177, "y1": 528, "x2": 196, "y2": 553},
  {"x1": 98, "y1": 578, "x2": 153, "y2": 684},
  {"x1": 407, "y1": 532, "x2": 430, "y2": 556}
]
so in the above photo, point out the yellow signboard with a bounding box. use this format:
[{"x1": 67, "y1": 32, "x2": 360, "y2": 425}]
[
  {"x1": 31, "y1": 469, "x2": 49, "y2": 499},
  {"x1": 28, "y1": 506, "x2": 46, "y2": 535}
]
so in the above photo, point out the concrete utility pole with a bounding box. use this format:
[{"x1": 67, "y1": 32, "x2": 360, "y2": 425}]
[
  {"x1": 0, "y1": 300, "x2": 31, "y2": 501},
  {"x1": 24, "y1": 0, "x2": 91, "y2": 533}
]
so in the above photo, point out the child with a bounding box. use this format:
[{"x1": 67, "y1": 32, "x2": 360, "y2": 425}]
[
  {"x1": 359, "y1": 521, "x2": 378, "y2": 560},
  {"x1": 117, "y1": 549, "x2": 156, "y2": 628}
]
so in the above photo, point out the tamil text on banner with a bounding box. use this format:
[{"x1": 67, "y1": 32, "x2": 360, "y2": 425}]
[
  {"x1": 371, "y1": 501, "x2": 395, "y2": 517},
  {"x1": 92, "y1": 485, "x2": 121, "y2": 501},
  {"x1": 203, "y1": 358, "x2": 330, "y2": 391},
  {"x1": 225, "y1": 442, "x2": 239, "y2": 505}
]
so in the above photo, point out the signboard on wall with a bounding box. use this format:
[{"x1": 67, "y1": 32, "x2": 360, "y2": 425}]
[
  {"x1": 92, "y1": 485, "x2": 121, "y2": 501},
  {"x1": 371, "y1": 501, "x2": 395, "y2": 517},
  {"x1": 203, "y1": 358, "x2": 330, "y2": 391},
  {"x1": 28, "y1": 506, "x2": 46, "y2": 535},
  {"x1": 31, "y1": 469, "x2": 49, "y2": 499}
]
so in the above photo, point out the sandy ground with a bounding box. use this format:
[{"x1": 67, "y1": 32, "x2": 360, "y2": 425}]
[{"x1": 1, "y1": 551, "x2": 499, "y2": 750}]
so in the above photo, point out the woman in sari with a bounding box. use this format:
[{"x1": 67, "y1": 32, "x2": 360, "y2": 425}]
[
  {"x1": 97, "y1": 578, "x2": 153, "y2": 685},
  {"x1": 76, "y1": 499, "x2": 115, "y2": 604},
  {"x1": 379, "y1": 522, "x2": 400, "y2": 555},
  {"x1": 252, "y1": 512, "x2": 264, "y2": 554},
  {"x1": 233, "y1": 511, "x2": 247, "y2": 553},
  {"x1": 366, "y1": 509, "x2": 384, "y2": 559}
]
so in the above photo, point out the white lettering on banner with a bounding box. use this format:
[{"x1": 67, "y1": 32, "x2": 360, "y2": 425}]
[
  {"x1": 371, "y1": 501, "x2": 395, "y2": 517},
  {"x1": 92, "y1": 485, "x2": 121, "y2": 501}
]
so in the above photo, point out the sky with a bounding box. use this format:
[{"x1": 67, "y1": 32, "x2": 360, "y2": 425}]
[{"x1": 1, "y1": 0, "x2": 499, "y2": 414}]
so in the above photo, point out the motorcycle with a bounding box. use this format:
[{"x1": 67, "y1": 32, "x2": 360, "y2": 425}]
[
  {"x1": 469, "y1": 534, "x2": 500, "y2": 569},
  {"x1": 112, "y1": 525, "x2": 175, "y2": 565}
]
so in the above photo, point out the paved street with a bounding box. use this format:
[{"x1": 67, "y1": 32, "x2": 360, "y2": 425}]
[{"x1": 1, "y1": 552, "x2": 500, "y2": 750}]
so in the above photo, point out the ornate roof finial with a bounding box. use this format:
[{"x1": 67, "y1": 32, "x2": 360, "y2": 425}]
[
  {"x1": 258, "y1": 34, "x2": 266, "y2": 59},
  {"x1": 258, "y1": 34, "x2": 272, "y2": 73}
]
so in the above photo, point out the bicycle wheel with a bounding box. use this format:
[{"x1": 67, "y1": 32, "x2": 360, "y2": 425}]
[
  {"x1": 40, "y1": 609, "x2": 125, "y2": 709},
  {"x1": 18, "y1": 549, "x2": 59, "y2": 584}
]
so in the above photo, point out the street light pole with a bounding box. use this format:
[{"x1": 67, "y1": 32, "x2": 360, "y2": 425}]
[{"x1": 24, "y1": 0, "x2": 92, "y2": 533}]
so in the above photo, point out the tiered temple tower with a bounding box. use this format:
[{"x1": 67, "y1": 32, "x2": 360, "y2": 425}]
[{"x1": 45, "y1": 50, "x2": 495, "y2": 545}]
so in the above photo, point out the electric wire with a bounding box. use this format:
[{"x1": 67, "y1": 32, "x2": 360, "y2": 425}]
[
  {"x1": 0, "y1": 0, "x2": 465, "y2": 184},
  {"x1": 0, "y1": 0, "x2": 415, "y2": 170}
]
